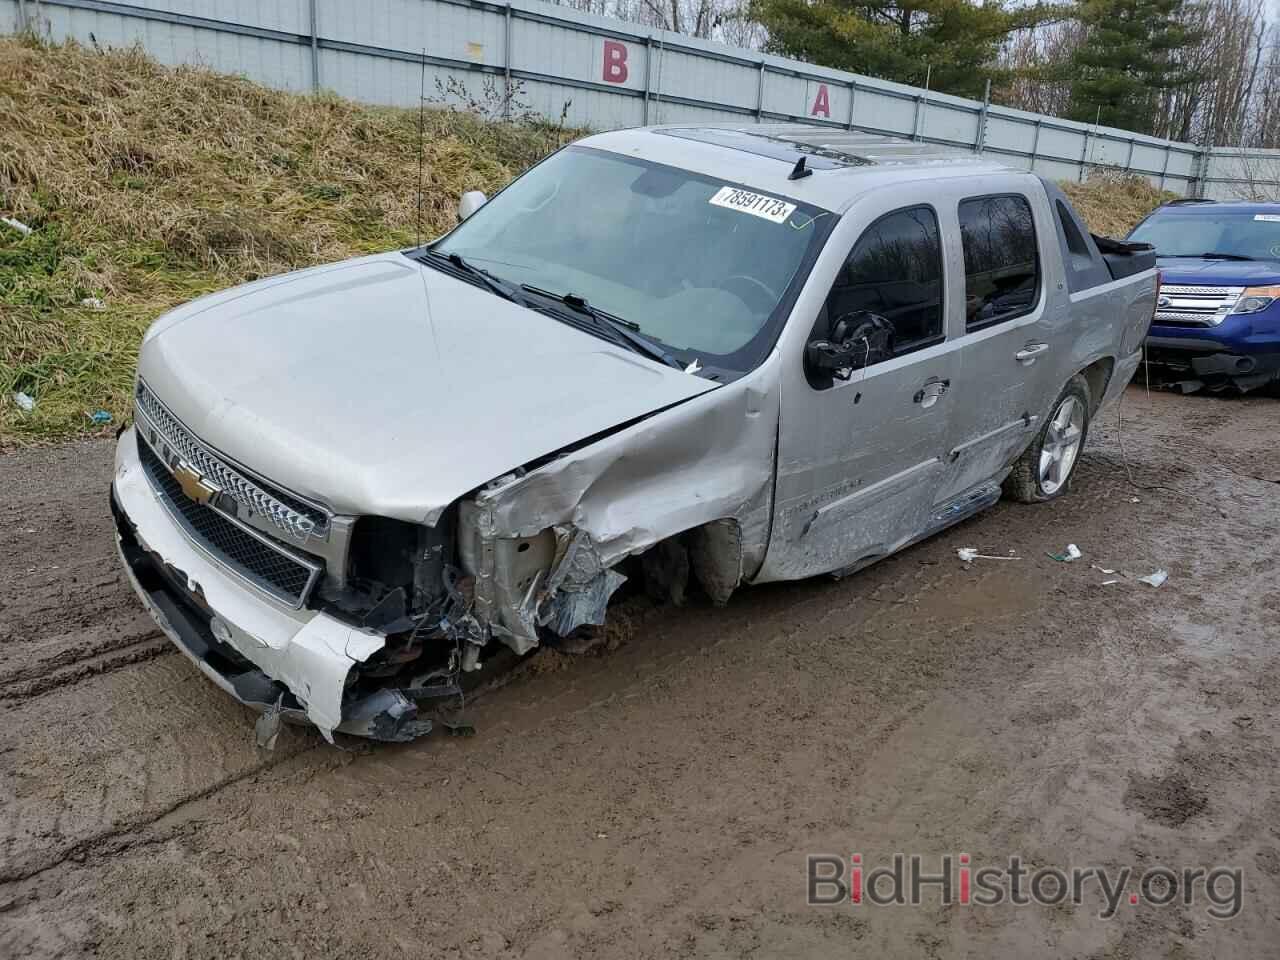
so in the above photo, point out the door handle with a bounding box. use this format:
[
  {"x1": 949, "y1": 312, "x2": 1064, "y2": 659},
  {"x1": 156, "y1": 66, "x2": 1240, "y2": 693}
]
[
  {"x1": 1016, "y1": 342, "x2": 1050, "y2": 365},
  {"x1": 913, "y1": 377, "x2": 950, "y2": 409}
]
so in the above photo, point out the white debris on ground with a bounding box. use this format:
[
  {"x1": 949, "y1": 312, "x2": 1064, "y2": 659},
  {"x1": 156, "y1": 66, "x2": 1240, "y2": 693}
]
[
  {"x1": 1138, "y1": 570, "x2": 1169, "y2": 588},
  {"x1": 1048, "y1": 543, "x2": 1083, "y2": 562},
  {"x1": 957, "y1": 547, "x2": 1020, "y2": 563},
  {"x1": 2, "y1": 216, "x2": 32, "y2": 236}
]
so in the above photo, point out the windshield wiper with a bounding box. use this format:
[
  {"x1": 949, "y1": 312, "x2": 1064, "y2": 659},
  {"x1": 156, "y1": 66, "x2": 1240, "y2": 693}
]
[
  {"x1": 416, "y1": 249, "x2": 528, "y2": 306},
  {"x1": 521, "y1": 285, "x2": 685, "y2": 371},
  {"x1": 1197, "y1": 251, "x2": 1256, "y2": 261}
]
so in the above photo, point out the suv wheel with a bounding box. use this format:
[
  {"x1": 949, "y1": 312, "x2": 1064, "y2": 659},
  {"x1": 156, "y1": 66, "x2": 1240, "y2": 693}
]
[{"x1": 1003, "y1": 375, "x2": 1091, "y2": 503}]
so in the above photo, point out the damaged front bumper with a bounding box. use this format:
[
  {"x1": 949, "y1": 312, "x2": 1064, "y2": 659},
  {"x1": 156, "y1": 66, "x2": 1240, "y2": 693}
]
[{"x1": 111, "y1": 427, "x2": 433, "y2": 742}]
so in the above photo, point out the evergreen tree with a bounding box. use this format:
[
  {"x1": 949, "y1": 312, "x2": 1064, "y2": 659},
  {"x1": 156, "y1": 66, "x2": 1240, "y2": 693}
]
[
  {"x1": 748, "y1": 0, "x2": 1063, "y2": 100},
  {"x1": 1066, "y1": 0, "x2": 1204, "y2": 134}
]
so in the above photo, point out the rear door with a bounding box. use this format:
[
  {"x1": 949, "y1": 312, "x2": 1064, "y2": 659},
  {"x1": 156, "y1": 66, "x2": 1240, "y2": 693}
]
[
  {"x1": 758, "y1": 200, "x2": 961, "y2": 582},
  {"x1": 935, "y1": 184, "x2": 1059, "y2": 503}
]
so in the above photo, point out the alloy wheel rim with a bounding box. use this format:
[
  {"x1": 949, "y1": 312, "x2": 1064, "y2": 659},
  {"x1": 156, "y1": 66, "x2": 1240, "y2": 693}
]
[{"x1": 1038, "y1": 396, "x2": 1084, "y2": 495}]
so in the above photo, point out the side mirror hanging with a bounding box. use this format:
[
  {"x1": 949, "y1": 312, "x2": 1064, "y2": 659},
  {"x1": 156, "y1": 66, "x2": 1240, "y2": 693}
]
[{"x1": 806, "y1": 312, "x2": 895, "y2": 380}]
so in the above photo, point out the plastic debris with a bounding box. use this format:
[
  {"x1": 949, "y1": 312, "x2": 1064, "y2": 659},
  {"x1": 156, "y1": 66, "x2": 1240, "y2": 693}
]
[
  {"x1": 1047, "y1": 544, "x2": 1082, "y2": 562},
  {"x1": 255, "y1": 694, "x2": 285, "y2": 750},
  {"x1": 957, "y1": 547, "x2": 1020, "y2": 562},
  {"x1": 80, "y1": 296, "x2": 106, "y2": 310},
  {"x1": 1138, "y1": 569, "x2": 1168, "y2": 588},
  {"x1": 1091, "y1": 564, "x2": 1118, "y2": 575},
  {"x1": 1101, "y1": 579, "x2": 1121, "y2": 586},
  {"x1": 13, "y1": 391, "x2": 34, "y2": 412},
  {"x1": 89, "y1": 410, "x2": 113, "y2": 425},
  {"x1": 1, "y1": 216, "x2": 32, "y2": 236}
]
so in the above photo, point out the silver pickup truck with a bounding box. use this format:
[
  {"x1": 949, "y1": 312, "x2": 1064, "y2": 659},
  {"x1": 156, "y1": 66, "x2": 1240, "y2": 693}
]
[{"x1": 111, "y1": 124, "x2": 1157, "y2": 741}]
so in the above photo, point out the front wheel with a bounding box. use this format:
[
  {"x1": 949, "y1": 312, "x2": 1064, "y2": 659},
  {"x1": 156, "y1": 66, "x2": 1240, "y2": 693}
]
[{"x1": 1003, "y1": 375, "x2": 1091, "y2": 503}]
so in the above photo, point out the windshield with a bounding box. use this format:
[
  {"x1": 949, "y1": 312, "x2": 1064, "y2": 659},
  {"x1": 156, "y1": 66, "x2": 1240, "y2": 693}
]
[
  {"x1": 1128, "y1": 209, "x2": 1280, "y2": 260},
  {"x1": 431, "y1": 146, "x2": 833, "y2": 370}
]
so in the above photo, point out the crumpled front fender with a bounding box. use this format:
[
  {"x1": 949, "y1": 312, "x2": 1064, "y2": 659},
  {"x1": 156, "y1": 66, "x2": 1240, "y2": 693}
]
[{"x1": 461, "y1": 358, "x2": 781, "y2": 654}]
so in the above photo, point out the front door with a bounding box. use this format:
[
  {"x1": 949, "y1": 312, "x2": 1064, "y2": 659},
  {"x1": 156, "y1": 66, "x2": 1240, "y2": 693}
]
[
  {"x1": 758, "y1": 203, "x2": 961, "y2": 582},
  {"x1": 935, "y1": 190, "x2": 1056, "y2": 503}
]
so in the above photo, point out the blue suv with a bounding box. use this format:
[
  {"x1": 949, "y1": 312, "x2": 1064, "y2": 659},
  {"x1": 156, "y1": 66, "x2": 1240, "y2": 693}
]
[{"x1": 1128, "y1": 199, "x2": 1280, "y2": 392}]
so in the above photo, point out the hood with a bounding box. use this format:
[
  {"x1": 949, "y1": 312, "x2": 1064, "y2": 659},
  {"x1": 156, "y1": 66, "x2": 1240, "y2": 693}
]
[
  {"x1": 138, "y1": 253, "x2": 718, "y2": 524},
  {"x1": 1157, "y1": 257, "x2": 1280, "y2": 286}
]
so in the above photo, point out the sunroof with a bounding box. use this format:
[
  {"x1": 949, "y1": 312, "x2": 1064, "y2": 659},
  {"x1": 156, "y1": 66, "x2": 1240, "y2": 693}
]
[{"x1": 654, "y1": 128, "x2": 872, "y2": 169}]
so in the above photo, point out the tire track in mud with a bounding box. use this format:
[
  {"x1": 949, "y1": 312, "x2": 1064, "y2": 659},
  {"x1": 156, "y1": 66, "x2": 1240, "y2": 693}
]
[
  {"x1": 0, "y1": 746, "x2": 330, "y2": 886},
  {"x1": 0, "y1": 641, "x2": 327, "y2": 885},
  {"x1": 0, "y1": 634, "x2": 172, "y2": 703}
]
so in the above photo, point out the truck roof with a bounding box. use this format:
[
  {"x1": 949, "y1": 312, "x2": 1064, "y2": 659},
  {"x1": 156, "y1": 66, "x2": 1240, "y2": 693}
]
[{"x1": 578, "y1": 123, "x2": 1019, "y2": 211}]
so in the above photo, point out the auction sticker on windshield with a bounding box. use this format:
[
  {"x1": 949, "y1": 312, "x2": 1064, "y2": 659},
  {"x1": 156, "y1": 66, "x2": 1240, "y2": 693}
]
[
  {"x1": 1254, "y1": 214, "x2": 1280, "y2": 222},
  {"x1": 709, "y1": 186, "x2": 797, "y2": 224}
]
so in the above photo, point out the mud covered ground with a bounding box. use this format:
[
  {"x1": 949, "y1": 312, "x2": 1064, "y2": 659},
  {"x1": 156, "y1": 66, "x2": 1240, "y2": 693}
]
[{"x1": 3, "y1": 385, "x2": 1280, "y2": 958}]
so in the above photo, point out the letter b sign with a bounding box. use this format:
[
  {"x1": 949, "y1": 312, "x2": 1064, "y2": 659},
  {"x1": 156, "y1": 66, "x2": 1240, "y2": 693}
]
[{"x1": 602, "y1": 40, "x2": 629, "y2": 84}]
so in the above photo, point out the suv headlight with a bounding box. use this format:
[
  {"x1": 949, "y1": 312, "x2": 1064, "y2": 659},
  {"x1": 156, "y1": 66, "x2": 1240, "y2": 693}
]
[{"x1": 1232, "y1": 285, "x2": 1280, "y2": 314}]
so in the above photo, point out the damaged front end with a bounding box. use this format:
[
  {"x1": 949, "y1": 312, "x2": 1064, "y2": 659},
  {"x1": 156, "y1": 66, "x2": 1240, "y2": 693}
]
[
  {"x1": 458, "y1": 497, "x2": 625, "y2": 656},
  {"x1": 112, "y1": 359, "x2": 778, "y2": 745}
]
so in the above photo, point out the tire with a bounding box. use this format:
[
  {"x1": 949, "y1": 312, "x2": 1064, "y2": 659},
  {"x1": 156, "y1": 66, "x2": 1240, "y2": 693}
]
[{"x1": 1003, "y1": 375, "x2": 1091, "y2": 504}]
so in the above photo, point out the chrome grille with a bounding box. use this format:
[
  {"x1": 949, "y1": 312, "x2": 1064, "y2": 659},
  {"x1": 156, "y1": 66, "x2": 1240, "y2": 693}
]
[
  {"x1": 1154, "y1": 284, "x2": 1242, "y2": 327},
  {"x1": 138, "y1": 438, "x2": 321, "y2": 608},
  {"x1": 134, "y1": 381, "x2": 328, "y2": 543}
]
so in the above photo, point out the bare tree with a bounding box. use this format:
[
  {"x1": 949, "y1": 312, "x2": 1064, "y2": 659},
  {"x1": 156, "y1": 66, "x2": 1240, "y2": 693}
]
[
  {"x1": 543, "y1": 0, "x2": 766, "y2": 45},
  {"x1": 1161, "y1": 0, "x2": 1265, "y2": 144},
  {"x1": 996, "y1": 21, "x2": 1086, "y2": 116}
]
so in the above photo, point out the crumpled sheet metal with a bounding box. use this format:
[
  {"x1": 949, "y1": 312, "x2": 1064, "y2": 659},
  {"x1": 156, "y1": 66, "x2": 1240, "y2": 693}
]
[
  {"x1": 478, "y1": 361, "x2": 780, "y2": 579},
  {"x1": 538, "y1": 529, "x2": 628, "y2": 636}
]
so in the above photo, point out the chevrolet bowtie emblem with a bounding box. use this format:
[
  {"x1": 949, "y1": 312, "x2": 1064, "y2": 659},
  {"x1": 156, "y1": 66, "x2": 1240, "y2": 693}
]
[{"x1": 172, "y1": 462, "x2": 220, "y2": 506}]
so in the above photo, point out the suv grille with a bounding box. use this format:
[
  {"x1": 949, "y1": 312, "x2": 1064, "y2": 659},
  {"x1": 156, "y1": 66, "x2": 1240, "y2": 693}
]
[
  {"x1": 135, "y1": 380, "x2": 328, "y2": 543},
  {"x1": 139, "y1": 438, "x2": 321, "y2": 608},
  {"x1": 1154, "y1": 284, "x2": 1243, "y2": 326}
]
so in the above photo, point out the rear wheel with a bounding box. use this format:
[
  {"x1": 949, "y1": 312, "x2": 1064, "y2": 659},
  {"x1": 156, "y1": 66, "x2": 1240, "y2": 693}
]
[{"x1": 1003, "y1": 375, "x2": 1090, "y2": 503}]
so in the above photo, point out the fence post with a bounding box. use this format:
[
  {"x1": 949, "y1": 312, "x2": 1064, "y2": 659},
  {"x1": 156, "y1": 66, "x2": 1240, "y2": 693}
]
[
  {"x1": 913, "y1": 64, "x2": 931, "y2": 142},
  {"x1": 643, "y1": 36, "x2": 653, "y2": 125},
  {"x1": 1078, "y1": 128, "x2": 1089, "y2": 182},
  {"x1": 975, "y1": 78, "x2": 991, "y2": 154},
  {"x1": 1158, "y1": 141, "x2": 1171, "y2": 190},
  {"x1": 846, "y1": 79, "x2": 857, "y2": 131},
  {"x1": 1029, "y1": 119, "x2": 1041, "y2": 173},
  {"x1": 755, "y1": 60, "x2": 766, "y2": 121},
  {"x1": 308, "y1": 0, "x2": 320, "y2": 92},
  {"x1": 1194, "y1": 142, "x2": 1213, "y2": 198},
  {"x1": 1125, "y1": 137, "x2": 1134, "y2": 172},
  {"x1": 652, "y1": 35, "x2": 664, "y2": 123},
  {"x1": 504, "y1": 2, "x2": 513, "y2": 119}
]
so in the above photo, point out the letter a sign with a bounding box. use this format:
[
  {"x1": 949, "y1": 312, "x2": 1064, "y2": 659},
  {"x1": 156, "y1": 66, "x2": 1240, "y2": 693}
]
[{"x1": 811, "y1": 83, "x2": 831, "y2": 118}]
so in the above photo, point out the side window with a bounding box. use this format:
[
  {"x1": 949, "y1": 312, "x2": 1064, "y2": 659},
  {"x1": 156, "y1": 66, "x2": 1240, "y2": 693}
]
[
  {"x1": 959, "y1": 195, "x2": 1040, "y2": 331},
  {"x1": 823, "y1": 206, "x2": 944, "y2": 361}
]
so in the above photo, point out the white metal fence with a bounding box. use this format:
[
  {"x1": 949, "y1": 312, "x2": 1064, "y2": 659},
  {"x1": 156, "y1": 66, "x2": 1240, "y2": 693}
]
[{"x1": 8, "y1": 0, "x2": 1280, "y2": 199}]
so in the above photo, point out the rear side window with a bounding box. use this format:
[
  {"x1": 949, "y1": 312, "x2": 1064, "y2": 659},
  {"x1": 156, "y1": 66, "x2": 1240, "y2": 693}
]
[
  {"x1": 959, "y1": 195, "x2": 1040, "y2": 331},
  {"x1": 824, "y1": 206, "x2": 944, "y2": 358}
]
